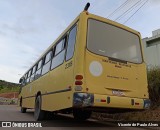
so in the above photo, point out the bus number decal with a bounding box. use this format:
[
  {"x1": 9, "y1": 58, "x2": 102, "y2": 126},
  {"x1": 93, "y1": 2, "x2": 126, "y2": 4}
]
[{"x1": 65, "y1": 61, "x2": 72, "y2": 69}]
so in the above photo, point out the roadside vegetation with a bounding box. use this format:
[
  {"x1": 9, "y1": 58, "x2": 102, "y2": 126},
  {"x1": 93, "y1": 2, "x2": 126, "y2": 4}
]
[
  {"x1": 0, "y1": 80, "x2": 19, "y2": 105},
  {"x1": 0, "y1": 80, "x2": 19, "y2": 94},
  {"x1": 147, "y1": 66, "x2": 160, "y2": 107},
  {"x1": 0, "y1": 86, "x2": 19, "y2": 94}
]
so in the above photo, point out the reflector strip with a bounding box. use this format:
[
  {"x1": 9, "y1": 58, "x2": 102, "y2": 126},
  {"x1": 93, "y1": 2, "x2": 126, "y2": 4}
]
[
  {"x1": 101, "y1": 99, "x2": 106, "y2": 102},
  {"x1": 135, "y1": 102, "x2": 140, "y2": 105}
]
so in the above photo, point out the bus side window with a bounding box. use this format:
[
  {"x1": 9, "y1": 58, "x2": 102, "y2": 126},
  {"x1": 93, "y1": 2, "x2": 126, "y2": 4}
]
[
  {"x1": 42, "y1": 51, "x2": 52, "y2": 75},
  {"x1": 25, "y1": 72, "x2": 29, "y2": 84},
  {"x1": 26, "y1": 69, "x2": 32, "y2": 83},
  {"x1": 51, "y1": 37, "x2": 66, "y2": 70},
  {"x1": 66, "y1": 25, "x2": 77, "y2": 61},
  {"x1": 30, "y1": 65, "x2": 37, "y2": 82},
  {"x1": 35, "y1": 60, "x2": 42, "y2": 79},
  {"x1": 24, "y1": 73, "x2": 28, "y2": 85},
  {"x1": 55, "y1": 38, "x2": 65, "y2": 56}
]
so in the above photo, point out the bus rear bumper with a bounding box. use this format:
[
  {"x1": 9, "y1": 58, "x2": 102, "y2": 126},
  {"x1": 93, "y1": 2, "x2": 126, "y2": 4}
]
[
  {"x1": 73, "y1": 92, "x2": 150, "y2": 110},
  {"x1": 93, "y1": 93, "x2": 150, "y2": 110}
]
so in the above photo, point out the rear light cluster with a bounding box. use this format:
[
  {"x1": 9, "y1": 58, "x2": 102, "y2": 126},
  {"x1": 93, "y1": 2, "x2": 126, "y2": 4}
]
[
  {"x1": 75, "y1": 75, "x2": 83, "y2": 91},
  {"x1": 75, "y1": 75, "x2": 83, "y2": 85},
  {"x1": 75, "y1": 81, "x2": 83, "y2": 85}
]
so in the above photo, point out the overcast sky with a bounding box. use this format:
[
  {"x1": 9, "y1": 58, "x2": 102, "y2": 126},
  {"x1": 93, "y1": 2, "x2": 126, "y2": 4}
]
[{"x1": 0, "y1": 0, "x2": 160, "y2": 83}]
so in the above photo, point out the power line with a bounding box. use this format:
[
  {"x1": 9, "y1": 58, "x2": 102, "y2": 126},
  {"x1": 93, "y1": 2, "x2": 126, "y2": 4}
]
[
  {"x1": 107, "y1": 0, "x2": 130, "y2": 19},
  {"x1": 123, "y1": 0, "x2": 149, "y2": 24},
  {"x1": 115, "y1": 0, "x2": 142, "y2": 21}
]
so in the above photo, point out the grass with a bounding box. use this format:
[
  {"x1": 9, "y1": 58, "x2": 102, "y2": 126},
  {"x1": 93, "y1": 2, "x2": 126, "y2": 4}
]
[{"x1": 0, "y1": 86, "x2": 19, "y2": 94}]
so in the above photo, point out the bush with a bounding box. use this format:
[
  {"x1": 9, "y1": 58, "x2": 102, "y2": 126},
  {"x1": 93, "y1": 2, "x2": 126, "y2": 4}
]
[
  {"x1": 0, "y1": 86, "x2": 20, "y2": 94},
  {"x1": 147, "y1": 66, "x2": 160, "y2": 106},
  {"x1": 0, "y1": 86, "x2": 4, "y2": 90}
]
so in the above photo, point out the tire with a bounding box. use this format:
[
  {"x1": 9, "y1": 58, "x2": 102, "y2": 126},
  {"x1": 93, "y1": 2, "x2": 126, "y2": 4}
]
[
  {"x1": 73, "y1": 109, "x2": 92, "y2": 120},
  {"x1": 20, "y1": 98, "x2": 27, "y2": 113},
  {"x1": 21, "y1": 107, "x2": 27, "y2": 113},
  {"x1": 45, "y1": 111, "x2": 57, "y2": 120},
  {"x1": 34, "y1": 95, "x2": 45, "y2": 121}
]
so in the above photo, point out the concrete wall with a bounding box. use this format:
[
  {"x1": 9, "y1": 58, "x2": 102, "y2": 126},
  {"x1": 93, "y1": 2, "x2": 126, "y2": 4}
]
[{"x1": 142, "y1": 30, "x2": 160, "y2": 68}]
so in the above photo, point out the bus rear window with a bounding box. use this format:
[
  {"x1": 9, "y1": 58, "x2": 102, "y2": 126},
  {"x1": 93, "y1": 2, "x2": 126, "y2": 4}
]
[{"x1": 87, "y1": 19, "x2": 142, "y2": 64}]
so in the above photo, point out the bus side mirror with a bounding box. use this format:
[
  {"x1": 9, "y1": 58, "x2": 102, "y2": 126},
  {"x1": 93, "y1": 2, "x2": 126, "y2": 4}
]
[{"x1": 19, "y1": 78, "x2": 23, "y2": 84}]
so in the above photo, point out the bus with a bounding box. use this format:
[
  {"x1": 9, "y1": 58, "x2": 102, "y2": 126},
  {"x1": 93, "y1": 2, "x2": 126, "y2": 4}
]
[{"x1": 19, "y1": 3, "x2": 150, "y2": 121}]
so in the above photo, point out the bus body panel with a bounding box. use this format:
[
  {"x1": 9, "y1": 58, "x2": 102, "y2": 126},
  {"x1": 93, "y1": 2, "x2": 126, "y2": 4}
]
[{"x1": 85, "y1": 50, "x2": 148, "y2": 99}]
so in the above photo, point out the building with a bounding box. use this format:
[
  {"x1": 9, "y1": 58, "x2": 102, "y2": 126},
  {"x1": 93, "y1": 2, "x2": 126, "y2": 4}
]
[{"x1": 142, "y1": 29, "x2": 160, "y2": 68}]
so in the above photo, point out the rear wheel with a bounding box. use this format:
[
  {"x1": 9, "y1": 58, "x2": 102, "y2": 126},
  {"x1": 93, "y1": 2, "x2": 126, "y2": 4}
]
[
  {"x1": 21, "y1": 107, "x2": 27, "y2": 113},
  {"x1": 20, "y1": 98, "x2": 27, "y2": 113},
  {"x1": 73, "y1": 109, "x2": 92, "y2": 120},
  {"x1": 34, "y1": 95, "x2": 45, "y2": 121}
]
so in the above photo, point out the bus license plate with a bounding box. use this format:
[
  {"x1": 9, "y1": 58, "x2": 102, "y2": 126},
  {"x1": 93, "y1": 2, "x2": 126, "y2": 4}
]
[{"x1": 112, "y1": 90, "x2": 125, "y2": 96}]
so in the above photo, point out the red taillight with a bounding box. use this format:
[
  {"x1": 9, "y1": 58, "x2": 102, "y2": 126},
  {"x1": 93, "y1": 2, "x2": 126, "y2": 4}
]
[
  {"x1": 75, "y1": 81, "x2": 83, "y2": 85},
  {"x1": 75, "y1": 75, "x2": 83, "y2": 80}
]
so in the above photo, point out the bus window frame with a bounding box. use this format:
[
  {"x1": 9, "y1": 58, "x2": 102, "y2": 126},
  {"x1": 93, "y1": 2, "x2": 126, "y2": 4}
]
[
  {"x1": 37, "y1": 60, "x2": 43, "y2": 70},
  {"x1": 50, "y1": 36, "x2": 67, "y2": 70},
  {"x1": 20, "y1": 21, "x2": 79, "y2": 86},
  {"x1": 30, "y1": 64, "x2": 37, "y2": 82},
  {"x1": 32, "y1": 65, "x2": 37, "y2": 75},
  {"x1": 65, "y1": 24, "x2": 78, "y2": 62},
  {"x1": 34, "y1": 59, "x2": 43, "y2": 80},
  {"x1": 26, "y1": 69, "x2": 32, "y2": 83},
  {"x1": 54, "y1": 37, "x2": 66, "y2": 57},
  {"x1": 45, "y1": 51, "x2": 52, "y2": 64},
  {"x1": 86, "y1": 18, "x2": 144, "y2": 64},
  {"x1": 41, "y1": 51, "x2": 52, "y2": 76}
]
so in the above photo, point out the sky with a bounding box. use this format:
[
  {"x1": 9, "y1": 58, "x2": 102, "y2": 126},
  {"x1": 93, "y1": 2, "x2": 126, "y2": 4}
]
[{"x1": 0, "y1": 0, "x2": 160, "y2": 83}]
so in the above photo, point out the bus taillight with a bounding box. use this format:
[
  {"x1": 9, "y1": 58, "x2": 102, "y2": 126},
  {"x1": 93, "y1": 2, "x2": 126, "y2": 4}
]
[
  {"x1": 75, "y1": 75, "x2": 83, "y2": 85},
  {"x1": 75, "y1": 81, "x2": 83, "y2": 85},
  {"x1": 75, "y1": 75, "x2": 83, "y2": 90},
  {"x1": 75, "y1": 75, "x2": 83, "y2": 80}
]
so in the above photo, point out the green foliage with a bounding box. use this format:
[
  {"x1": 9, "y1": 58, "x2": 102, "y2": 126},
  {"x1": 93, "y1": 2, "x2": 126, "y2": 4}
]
[
  {"x1": 0, "y1": 80, "x2": 20, "y2": 94},
  {"x1": 147, "y1": 66, "x2": 160, "y2": 106},
  {"x1": 0, "y1": 86, "x2": 19, "y2": 94},
  {"x1": 0, "y1": 85, "x2": 4, "y2": 90}
]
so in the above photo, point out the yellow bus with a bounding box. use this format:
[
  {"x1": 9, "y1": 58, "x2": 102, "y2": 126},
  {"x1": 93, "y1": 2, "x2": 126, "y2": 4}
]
[{"x1": 19, "y1": 4, "x2": 150, "y2": 121}]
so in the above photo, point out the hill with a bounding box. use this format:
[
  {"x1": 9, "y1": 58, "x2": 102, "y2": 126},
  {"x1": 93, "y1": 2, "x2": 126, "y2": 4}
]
[
  {"x1": 0, "y1": 80, "x2": 20, "y2": 94},
  {"x1": 0, "y1": 80, "x2": 19, "y2": 87}
]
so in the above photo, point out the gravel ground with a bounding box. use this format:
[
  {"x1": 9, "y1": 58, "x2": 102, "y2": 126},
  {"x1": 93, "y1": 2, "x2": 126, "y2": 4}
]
[
  {"x1": 92, "y1": 107, "x2": 160, "y2": 121},
  {"x1": 0, "y1": 97, "x2": 18, "y2": 105}
]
